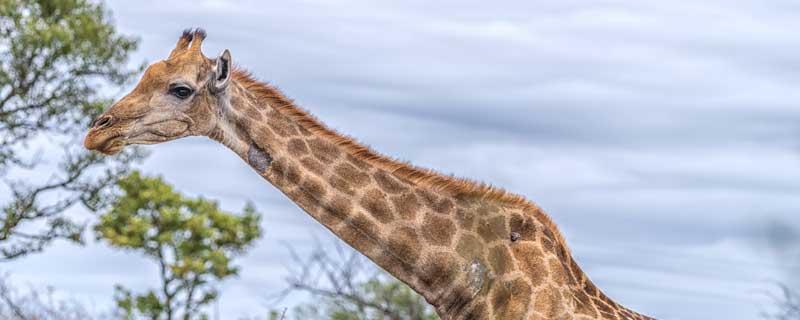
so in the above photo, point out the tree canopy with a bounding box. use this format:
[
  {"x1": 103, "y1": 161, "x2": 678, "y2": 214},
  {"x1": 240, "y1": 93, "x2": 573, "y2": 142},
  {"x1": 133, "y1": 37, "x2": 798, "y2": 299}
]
[
  {"x1": 97, "y1": 171, "x2": 262, "y2": 320},
  {"x1": 0, "y1": 0, "x2": 144, "y2": 260}
]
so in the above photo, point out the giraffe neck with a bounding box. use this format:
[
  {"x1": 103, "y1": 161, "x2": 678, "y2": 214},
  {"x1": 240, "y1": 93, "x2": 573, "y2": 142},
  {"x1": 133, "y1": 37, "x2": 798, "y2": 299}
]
[
  {"x1": 205, "y1": 71, "x2": 653, "y2": 320},
  {"x1": 208, "y1": 74, "x2": 475, "y2": 313}
]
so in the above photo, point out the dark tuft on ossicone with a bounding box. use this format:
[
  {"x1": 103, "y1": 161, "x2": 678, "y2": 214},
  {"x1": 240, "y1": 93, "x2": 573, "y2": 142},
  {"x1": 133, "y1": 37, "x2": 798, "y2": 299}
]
[
  {"x1": 193, "y1": 28, "x2": 207, "y2": 41},
  {"x1": 181, "y1": 29, "x2": 194, "y2": 41}
]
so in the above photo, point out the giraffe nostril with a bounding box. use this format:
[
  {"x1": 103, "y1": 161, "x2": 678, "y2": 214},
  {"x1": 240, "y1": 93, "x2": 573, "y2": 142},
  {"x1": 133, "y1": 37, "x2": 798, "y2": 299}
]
[{"x1": 92, "y1": 115, "x2": 114, "y2": 129}]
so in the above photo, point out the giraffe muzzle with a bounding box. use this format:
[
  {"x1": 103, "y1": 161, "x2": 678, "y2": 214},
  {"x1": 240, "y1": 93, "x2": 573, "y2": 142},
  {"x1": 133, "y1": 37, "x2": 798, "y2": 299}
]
[{"x1": 84, "y1": 114, "x2": 129, "y2": 155}]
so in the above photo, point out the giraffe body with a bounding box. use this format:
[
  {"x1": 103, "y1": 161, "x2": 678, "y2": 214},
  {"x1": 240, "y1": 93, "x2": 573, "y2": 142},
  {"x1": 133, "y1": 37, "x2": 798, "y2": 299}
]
[{"x1": 84, "y1": 29, "x2": 654, "y2": 320}]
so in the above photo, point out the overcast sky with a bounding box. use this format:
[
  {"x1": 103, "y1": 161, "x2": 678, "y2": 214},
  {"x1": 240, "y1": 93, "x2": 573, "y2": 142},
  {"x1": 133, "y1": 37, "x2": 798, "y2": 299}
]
[{"x1": 3, "y1": 1, "x2": 800, "y2": 319}]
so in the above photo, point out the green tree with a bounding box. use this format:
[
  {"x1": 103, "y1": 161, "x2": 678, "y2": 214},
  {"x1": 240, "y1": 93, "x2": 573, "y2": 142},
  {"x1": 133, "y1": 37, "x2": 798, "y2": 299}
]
[
  {"x1": 0, "y1": 0, "x2": 144, "y2": 260},
  {"x1": 271, "y1": 243, "x2": 438, "y2": 320},
  {"x1": 96, "y1": 171, "x2": 262, "y2": 320}
]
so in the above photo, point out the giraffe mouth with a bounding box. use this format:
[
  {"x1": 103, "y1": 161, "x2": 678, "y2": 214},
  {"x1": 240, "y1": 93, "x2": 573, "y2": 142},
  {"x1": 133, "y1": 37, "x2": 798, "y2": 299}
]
[
  {"x1": 84, "y1": 131, "x2": 126, "y2": 155},
  {"x1": 100, "y1": 137, "x2": 127, "y2": 155},
  {"x1": 85, "y1": 117, "x2": 193, "y2": 155},
  {"x1": 85, "y1": 113, "x2": 138, "y2": 155}
]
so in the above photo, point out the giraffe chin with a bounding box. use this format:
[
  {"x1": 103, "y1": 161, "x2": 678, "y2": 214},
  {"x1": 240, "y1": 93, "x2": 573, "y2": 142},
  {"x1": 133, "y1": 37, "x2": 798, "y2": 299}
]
[
  {"x1": 99, "y1": 140, "x2": 126, "y2": 155},
  {"x1": 84, "y1": 129, "x2": 124, "y2": 155},
  {"x1": 86, "y1": 135, "x2": 126, "y2": 155}
]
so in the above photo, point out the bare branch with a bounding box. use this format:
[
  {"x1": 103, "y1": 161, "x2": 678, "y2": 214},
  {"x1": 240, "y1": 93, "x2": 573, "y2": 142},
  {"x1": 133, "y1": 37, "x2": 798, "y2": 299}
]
[{"x1": 270, "y1": 240, "x2": 437, "y2": 320}]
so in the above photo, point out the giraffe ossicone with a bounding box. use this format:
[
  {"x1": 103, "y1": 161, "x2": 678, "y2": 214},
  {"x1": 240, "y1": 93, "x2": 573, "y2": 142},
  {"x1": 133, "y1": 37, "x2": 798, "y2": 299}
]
[{"x1": 84, "y1": 28, "x2": 655, "y2": 320}]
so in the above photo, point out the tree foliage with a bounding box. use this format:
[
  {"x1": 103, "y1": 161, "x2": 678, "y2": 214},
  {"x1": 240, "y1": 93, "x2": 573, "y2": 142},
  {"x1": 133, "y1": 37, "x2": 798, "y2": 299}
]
[
  {"x1": 0, "y1": 0, "x2": 143, "y2": 260},
  {"x1": 271, "y1": 242, "x2": 438, "y2": 320},
  {"x1": 96, "y1": 171, "x2": 262, "y2": 320}
]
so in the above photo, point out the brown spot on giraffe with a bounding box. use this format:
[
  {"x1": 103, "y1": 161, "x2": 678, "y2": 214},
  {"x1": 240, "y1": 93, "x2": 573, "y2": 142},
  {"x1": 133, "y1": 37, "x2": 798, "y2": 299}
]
[
  {"x1": 421, "y1": 212, "x2": 456, "y2": 246},
  {"x1": 300, "y1": 157, "x2": 325, "y2": 176},
  {"x1": 477, "y1": 215, "x2": 508, "y2": 242},
  {"x1": 335, "y1": 162, "x2": 371, "y2": 185},
  {"x1": 548, "y1": 257, "x2": 569, "y2": 285},
  {"x1": 418, "y1": 251, "x2": 457, "y2": 289},
  {"x1": 596, "y1": 299, "x2": 618, "y2": 319},
  {"x1": 561, "y1": 258, "x2": 580, "y2": 286},
  {"x1": 373, "y1": 171, "x2": 409, "y2": 194},
  {"x1": 285, "y1": 162, "x2": 302, "y2": 185},
  {"x1": 286, "y1": 138, "x2": 309, "y2": 157},
  {"x1": 319, "y1": 196, "x2": 351, "y2": 226},
  {"x1": 340, "y1": 214, "x2": 380, "y2": 253},
  {"x1": 287, "y1": 187, "x2": 318, "y2": 212},
  {"x1": 543, "y1": 227, "x2": 557, "y2": 243},
  {"x1": 476, "y1": 203, "x2": 500, "y2": 216},
  {"x1": 456, "y1": 233, "x2": 485, "y2": 261},
  {"x1": 416, "y1": 189, "x2": 454, "y2": 214},
  {"x1": 490, "y1": 278, "x2": 532, "y2": 320},
  {"x1": 267, "y1": 112, "x2": 299, "y2": 137},
  {"x1": 329, "y1": 175, "x2": 356, "y2": 195},
  {"x1": 456, "y1": 208, "x2": 476, "y2": 230},
  {"x1": 229, "y1": 93, "x2": 246, "y2": 110},
  {"x1": 464, "y1": 302, "x2": 490, "y2": 320},
  {"x1": 250, "y1": 126, "x2": 274, "y2": 145},
  {"x1": 359, "y1": 188, "x2": 394, "y2": 223},
  {"x1": 267, "y1": 160, "x2": 287, "y2": 187},
  {"x1": 238, "y1": 117, "x2": 254, "y2": 132},
  {"x1": 346, "y1": 154, "x2": 370, "y2": 170},
  {"x1": 416, "y1": 189, "x2": 438, "y2": 206},
  {"x1": 575, "y1": 291, "x2": 600, "y2": 318},
  {"x1": 513, "y1": 243, "x2": 547, "y2": 287},
  {"x1": 541, "y1": 235, "x2": 556, "y2": 254},
  {"x1": 488, "y1": 244, "x2": 514, "y2": 275},
  {"x1": 308, "y1": 138, "x2": 340, "y2": 162},
  {"x1": 301, "y1": 176, "x2": 326, "y2": 198},
  {"x1": 387, "y1": 226, "x2": 422, "y2": 263},
  {"x1": 391, "y1": 192, "x2": 420, "y2": 220},
  {"x1": 374, "y1": 227, "x2": 421, "y2": 280},
  {"x1": 534, "y1": 286, "x2": 565, "y2": 319},
  {"x1": 243, "y1": 105, "x2": 263, "y2": 121},
  {"x1": 297, "y1": 124, "x2": 312, "y2": 136},
  {"x1": 436, "y1": 284, "x2": 475, "y2": 317}
]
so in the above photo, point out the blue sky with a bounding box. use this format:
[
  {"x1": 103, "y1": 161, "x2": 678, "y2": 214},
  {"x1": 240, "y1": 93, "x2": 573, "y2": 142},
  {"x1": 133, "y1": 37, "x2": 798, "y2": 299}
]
[{"x1": 3, "y1": 1, "x2": 800, "y2": 319}]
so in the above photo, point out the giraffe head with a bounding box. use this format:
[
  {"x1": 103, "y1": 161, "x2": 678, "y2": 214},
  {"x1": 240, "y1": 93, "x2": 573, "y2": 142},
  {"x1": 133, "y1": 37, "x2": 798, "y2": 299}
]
[{"x1": 84, "y1": 29, "x2": 232, "y2": 155}]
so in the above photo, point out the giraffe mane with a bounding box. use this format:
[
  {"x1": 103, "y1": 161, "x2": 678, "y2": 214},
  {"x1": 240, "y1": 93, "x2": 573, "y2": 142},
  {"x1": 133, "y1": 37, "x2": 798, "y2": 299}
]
[{"x1": 232, "y1": 68, "x2": 570, "y2": 253}]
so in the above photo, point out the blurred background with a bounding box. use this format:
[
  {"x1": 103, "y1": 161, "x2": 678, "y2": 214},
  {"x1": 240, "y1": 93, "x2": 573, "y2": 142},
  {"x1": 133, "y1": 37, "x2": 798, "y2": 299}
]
[{"x1": 0, "y1": 0, "x2": 798, "y2": 319}]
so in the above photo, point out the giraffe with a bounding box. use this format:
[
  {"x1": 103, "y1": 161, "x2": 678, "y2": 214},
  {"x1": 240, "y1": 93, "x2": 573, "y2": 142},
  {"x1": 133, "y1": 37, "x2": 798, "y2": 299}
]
[{"x1": 84, "y1": 29, "x2": 655, "y2": 320}]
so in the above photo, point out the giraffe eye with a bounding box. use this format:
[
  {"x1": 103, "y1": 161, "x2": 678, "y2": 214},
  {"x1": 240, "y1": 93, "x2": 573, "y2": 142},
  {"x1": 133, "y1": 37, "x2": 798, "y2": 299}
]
[{"x1": 169, "y1": 85, "x2": 194, "y2": 99}]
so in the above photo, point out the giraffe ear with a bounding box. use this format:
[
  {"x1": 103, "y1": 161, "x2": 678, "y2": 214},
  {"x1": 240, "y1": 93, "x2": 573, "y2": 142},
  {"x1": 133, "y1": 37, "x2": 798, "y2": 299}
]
[{"x1": 209, "y1": 49, "x2": 232, "y2": 95}]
